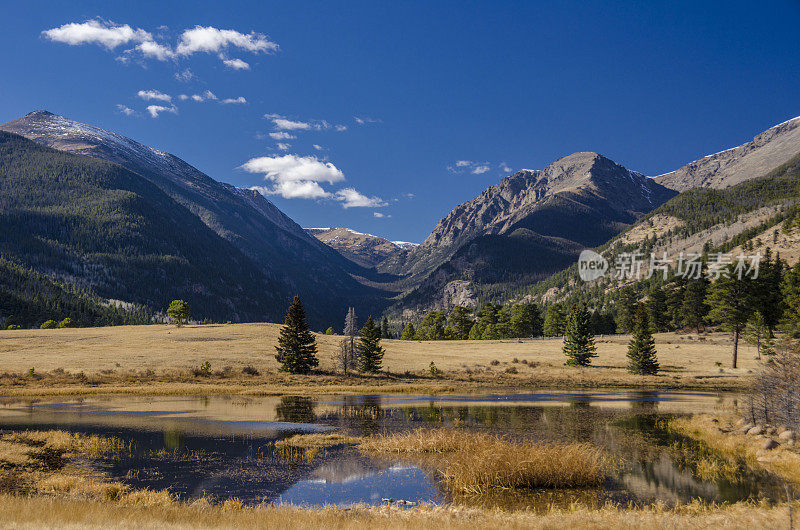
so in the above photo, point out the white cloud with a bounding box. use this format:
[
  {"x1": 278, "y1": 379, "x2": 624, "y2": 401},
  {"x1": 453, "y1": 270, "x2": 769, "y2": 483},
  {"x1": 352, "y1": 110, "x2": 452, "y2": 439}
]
[
  {"x1": 43, "y1": 20, "x2": 278, "y2": 69},
  {"x1": 137, "y1": 39, "x2": 175, "y2": 60},
  {"x1": 448, "y1": 160, "x2": 493, "y2": 174},
  {"x1": 221, "y1": 96, "x2": 247, "y2": 104},
  {"x1": 313, "y1": 144, "x2": 323, "y2": 150},
  {"x1": 500, "y1": 162, "x2": 513, "y2": 173},
  {"x1": 241, "y1": 154, "x2": 345, "y2": 187},
  {"x1": 42, "y1": 19, "x2": 151, "y2": 49},
  {"x1": 137, "y1": 89, "x2": 171, "y2": 102},
  {"x1": 354, "y1": 116, "x2": 381, "y2": 125},
  {"x1": 276, "y1": 142, "x2": 291, "y2": 151},
  {"x1": 335, "y1": 124, "x2": 348, "y2": 132},
  {"x1": 272, "y1": 117, "x2": 314, "y2": 131},
  {"x1": 222, "y1": 58, "x2": 250, "y2": 70},
  {"x1": 146, "y1": 104, "x2": 178, "y2": 118},
  {"x1": 174, "y1": 68, "x2": 196, "y2": 82},
  {"x1": 116, "y1": 104, "x2": 135, "y2": 116},
  {"x1": 374, "y1": 212, "x2": 389, "y2": 218},
  {"x1": 178, "y1": 94, "x2": 189, "y2": 100},
  {"x1": 335, "y1": 188, "x2": 387, "y2": 209},
  {"x1": 176, "y1": 26, "x2": 278, "y2": 55},
  {"x1": 189, "y1": 90, "x2": 217, "y2": 102},
  {"x1": 252, "y1": 181, "x2": 330, "y2": 200},
  {"x1": 269, "y1": 132, "x2": 295, "y2": 140}
]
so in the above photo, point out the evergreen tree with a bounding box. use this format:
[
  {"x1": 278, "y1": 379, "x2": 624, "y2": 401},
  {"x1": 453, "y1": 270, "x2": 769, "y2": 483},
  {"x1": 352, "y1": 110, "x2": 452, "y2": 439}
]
[
  {"x1": 481, "y1": 323, "x2": 500, "y2": 340},
  {"x1": 497, "y1": 306, "x2": 513, "y2": 338},
  {"x1": 448, "y1": 306, "x2": 474, "y2": 340},
  {"x1": 680, "y1": 278, "x2": 709, "y2": 332},
  {"x1": 167, "y1": 299, "x2": 190, "y2": 327},
  {"x1": 358, "y1": 316, "x2": 385, "y2": 373},
  {"x1": 274, "y1": 296, "x2": 319, "y2": 374},
  {"x1": 380, "y1": 316, "x2": 391, "y2": 339},
  {"x1": 627, "y1": 305, "x2": 659, "y2": 375},
  {"x1": 665, "y1": 276, "x2": 687, "y2": 330},
  {"x1": 510, "y1": 303, "x2": 543, "y2": 338},
  {"x1": 706, "y1": 265, "x2": 753, "y2": 369},
  {"x1": 744, "y1": 311, "x2": 769, "y2": 360},
  {"x1": 615, "y1": 286, "x2": 637, "y2": 333},
  {"x1": 752, "y1": 248, "x2": 785, "y2": 334},
  {"x1": 543, "y1": 304, "x2": 566, "y2": 336},
  {"x1": 417, "y1": 311, "x2": 446, "y2": 340},
  {"x1": 563, "y1": 303, "x2": 597, "y2": 366},
  {"x1": 400, "y1": 322, "x2": 416, "y2": 340},
  {"x1": 781, "y1": 260, "x2": 800, "y2": 336},
  {"x1": 467, "y1": 322, "x2": 482, "y2": 340},
  {"x1": 646, "y1": 286, "x2": 669, "y2": 333}
]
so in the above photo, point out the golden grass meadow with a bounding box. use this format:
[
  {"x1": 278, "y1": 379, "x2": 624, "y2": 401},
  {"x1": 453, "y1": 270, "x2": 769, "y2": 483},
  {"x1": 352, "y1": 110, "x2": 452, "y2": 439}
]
[{"x1": 0, "y1": 324, "x2": 794, "y2": 529}]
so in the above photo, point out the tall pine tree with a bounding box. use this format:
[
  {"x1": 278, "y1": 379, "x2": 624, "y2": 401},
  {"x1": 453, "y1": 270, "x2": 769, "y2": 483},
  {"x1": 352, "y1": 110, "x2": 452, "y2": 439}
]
[
  {"x1": 275, "y1": 296, "x2": 319, "y2": 374},
  {"x1": 627, "y1": 304, "x2": 659, "y2": 375},
  {"x1": 706, "y1": 265, "x2": 753, "y2": 369},
  {"x1": 563, "y1": 303, "x2": 597, "y2": 366},
  {"x1": 358, "y1": 316, "x2": 385, "y2": 373},
  {"x1": 543, "y1": 304, "x2": 566, "y2": 337}
]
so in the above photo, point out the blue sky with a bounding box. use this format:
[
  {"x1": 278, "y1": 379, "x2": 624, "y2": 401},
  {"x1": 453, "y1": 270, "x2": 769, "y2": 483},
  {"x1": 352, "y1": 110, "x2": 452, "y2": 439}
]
[{"x1": 1, "y1": 1, "x2": 799, "y2": 243}]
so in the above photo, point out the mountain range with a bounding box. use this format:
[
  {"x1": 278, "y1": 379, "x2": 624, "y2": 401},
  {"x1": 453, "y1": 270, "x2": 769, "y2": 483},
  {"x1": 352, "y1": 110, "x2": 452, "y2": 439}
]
[{"x1": 1, "y1": 110, "x2": 798, "y2": 327}]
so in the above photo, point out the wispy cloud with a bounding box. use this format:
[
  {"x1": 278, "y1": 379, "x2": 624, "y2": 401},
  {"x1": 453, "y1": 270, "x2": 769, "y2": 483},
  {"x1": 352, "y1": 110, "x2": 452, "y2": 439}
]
[
  {"x1": 335, "y1": 188, "x2": 387, "y2": 209},
  {"x1": 174, "y1": 68, "x2": 196, "y2": 82},
  {"x1": 269, "y1": 132, "x2": 295, "y2": 140},
  {"x1": 447, "y1": 160, "x2": 497, "y2": 175},
  {"x1": 265, "y1": 113, "x2": 348, "y2": 133},
  {"x1": 221, "y1": 96, "x2": 247, "y2": 105},
  {"x1": 116, "y1": 104, "x2": 136, "y2": 116},
  {"x1": 137, "y1": 89, "x2": 171, "y2": 102},
  {"x1": 222, "y1": 58, "x2": 250, "y2": 70},
  {"x1": 354, "y1": 116, "x2": 382, "y2": 125},
  {"x1": 276, "y1": 142, "x2": 291, "y2": 151},
  {"x1": 146, "y1": 104, "x2": 178, "y2": 118}
]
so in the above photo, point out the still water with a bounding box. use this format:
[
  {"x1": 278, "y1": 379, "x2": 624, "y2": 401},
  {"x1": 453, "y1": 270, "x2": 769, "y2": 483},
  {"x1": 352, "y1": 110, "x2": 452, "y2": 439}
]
[{"x1": 0, "y1": 391, "x2": 784, "y2": 508}]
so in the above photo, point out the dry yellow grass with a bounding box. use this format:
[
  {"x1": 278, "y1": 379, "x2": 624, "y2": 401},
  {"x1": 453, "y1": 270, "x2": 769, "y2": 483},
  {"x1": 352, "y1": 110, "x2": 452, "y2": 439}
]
[
  {"x1": 0, "y1": 324, "x2": 758, "y2": 394},
  {"x1": 0, "y1": 494, "x2": 794, "y2": 529},
  {"x1": 274, "y1": 433, "x2": 364, "y2": 449},
  {"x1": 360, "y1": 429, "x2": 612, "y2": 492},
  {"x1": 669, "y1": 414, "x2": 800, "y2": 484}
]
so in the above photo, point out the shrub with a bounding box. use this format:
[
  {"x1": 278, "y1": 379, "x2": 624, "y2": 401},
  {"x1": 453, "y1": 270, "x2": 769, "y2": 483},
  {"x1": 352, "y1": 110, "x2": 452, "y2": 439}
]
[
  {"x1": 490, "y1": 359, "x2": 500, "y2": 366},
  {"x1": 192, "y1": 361, "x2": 212, "y2": 377},
  {"x1": 429, "y1": 361, "x2": 440, "y2": 377},
  {"x1": 40, "y1": 320, "x2": 58, "y2": 329},
  {"x1": 59, "y1": 318, "x2": 75, "y2": 328},
  {"x1": 505, "y1": 367, "x2": 518, "y2": 374},
  {"x1": 6, "y1": 324, "x2": 21, "y2": 330},
  {"x1": 242, "y1": 365, "x2": 260, "y2": 376}
]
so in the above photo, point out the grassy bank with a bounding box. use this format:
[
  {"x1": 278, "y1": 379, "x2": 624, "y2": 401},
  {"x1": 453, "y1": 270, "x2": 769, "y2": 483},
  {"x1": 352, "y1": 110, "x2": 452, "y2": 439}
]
[
  {"x1": 359, "y1": 429, "x2": 612, "y2": 493},
  {"x1": 0, "y1": 494, "x2": 794, "y2": 529},
  {"x1": 0, "y1": 324, "x2": 757, "y2": 395},
  {"x1": 669, "y1": 414, "x2": 800, "y2": 484}
]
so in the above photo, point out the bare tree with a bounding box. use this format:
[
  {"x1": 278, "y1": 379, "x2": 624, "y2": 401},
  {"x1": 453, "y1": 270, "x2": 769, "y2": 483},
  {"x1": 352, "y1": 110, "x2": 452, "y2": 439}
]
[{"x1": 336, "y1": 307, "x2": 359, "y2": 375}]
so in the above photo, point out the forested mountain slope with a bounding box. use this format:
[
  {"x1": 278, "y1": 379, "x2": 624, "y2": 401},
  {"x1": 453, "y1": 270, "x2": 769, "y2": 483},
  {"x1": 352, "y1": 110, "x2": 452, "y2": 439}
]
[
  {"x1": 1, "y1": 111, "x2": 391, "y2": 326},
  {"x1": 0, "y1": 130, "x2": 287, "y2": 323}
]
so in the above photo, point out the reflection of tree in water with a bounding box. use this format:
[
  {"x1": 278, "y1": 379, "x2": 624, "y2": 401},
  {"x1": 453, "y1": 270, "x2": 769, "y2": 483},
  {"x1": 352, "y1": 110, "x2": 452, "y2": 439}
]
[
  {"x1": 163, "y1": 429, "x2": 185, "y2": 450},
  {"x1": 275, "y1": 396, "x2": 316, "y2": 423},
  {"x1": 628, "y1": 392, "x2": 659, "y2": 414}
]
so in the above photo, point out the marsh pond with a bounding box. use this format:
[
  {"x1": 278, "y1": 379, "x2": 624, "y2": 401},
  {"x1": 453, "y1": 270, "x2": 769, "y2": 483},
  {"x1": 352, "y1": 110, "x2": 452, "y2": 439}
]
[{"x1": 0, "y1": 391, "x2": 786, "y2": 509}]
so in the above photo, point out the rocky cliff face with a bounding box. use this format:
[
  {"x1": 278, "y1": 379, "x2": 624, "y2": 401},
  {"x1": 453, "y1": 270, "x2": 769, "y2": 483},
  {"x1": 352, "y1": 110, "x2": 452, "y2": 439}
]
[
  {"x1": 654, "y1": 115, "x2": 800, "y2": 191},
  {"x1": 385, "y1": 151, "x2": 675, "y2": 281}
]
